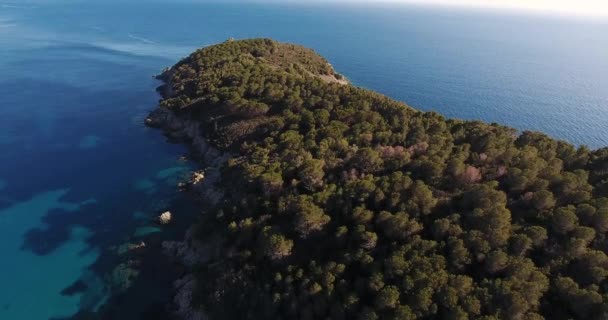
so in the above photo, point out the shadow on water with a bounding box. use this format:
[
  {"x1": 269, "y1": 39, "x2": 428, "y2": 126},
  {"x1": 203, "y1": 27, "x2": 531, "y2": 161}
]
[
  {"x1": 3, "y1": 160, "x2": 200, "y2": 320},
  {"x1": 0, "y1": 45, "x2": 201, "y2": 319},
  {"x1": 21, "y1": 202, "x2": 100, "y2": 256},
  {"x1": 56, "y1": 196, "x2": 198, "y2": 320},
  {"x1": 45, "y1": 192, "x2": 199, "y2": 320}
]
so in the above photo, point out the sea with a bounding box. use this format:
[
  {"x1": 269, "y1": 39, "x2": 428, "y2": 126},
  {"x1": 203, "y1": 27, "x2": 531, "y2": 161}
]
[{"x1": 0, "y1": 1, "x2": 607, "y2": 319}]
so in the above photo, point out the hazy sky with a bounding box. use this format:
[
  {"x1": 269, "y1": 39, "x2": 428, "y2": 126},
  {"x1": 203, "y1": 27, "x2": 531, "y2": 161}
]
[
  {"x1": 354, "y1": 0, "x2": 608, "y2": 17},
  {"x1": 11, "y1": 0, "x2": 608, "y2": 18}
]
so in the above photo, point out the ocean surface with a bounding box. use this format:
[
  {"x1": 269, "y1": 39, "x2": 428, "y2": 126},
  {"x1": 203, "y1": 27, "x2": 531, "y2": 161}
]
[{"x1": 0, "y1": 1, "x2": 607, "y2": 319}]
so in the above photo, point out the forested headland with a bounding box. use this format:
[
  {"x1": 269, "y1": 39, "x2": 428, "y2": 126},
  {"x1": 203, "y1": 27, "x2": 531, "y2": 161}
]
[{"x1": 148, "y1": 38, "x2": 608, "y2": 320}]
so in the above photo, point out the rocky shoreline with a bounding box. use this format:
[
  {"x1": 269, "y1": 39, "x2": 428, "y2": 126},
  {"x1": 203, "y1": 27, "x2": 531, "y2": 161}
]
[{"x1": 145, "y1": 71, "x2": 229, "y2": 320}]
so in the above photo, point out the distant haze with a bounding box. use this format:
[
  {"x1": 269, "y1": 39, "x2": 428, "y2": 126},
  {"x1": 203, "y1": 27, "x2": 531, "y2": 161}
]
[
  {"x1": 394, "y1": 0, "x2": 608, "y2": 17},
  {"x1": 236, "y1": 0, "x2": 608, "y2": 18},
  {"x1": 10, "y1": 0, "x2": 608, "y2": 18}
]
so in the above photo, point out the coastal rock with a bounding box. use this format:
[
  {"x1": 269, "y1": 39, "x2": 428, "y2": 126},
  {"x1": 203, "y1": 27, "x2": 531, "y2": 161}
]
[
  {"x1": 158, "y1": 211, "x2": 172, "y2": 225},
  {"x1": 144, "y1": 107, "x2": 173, "y2": 128},
  {"x1": 162, "y1": 228, "x2": 214, "y2": 267},
  {"x1": 130, "y1": 241, "x2": 146, "y2": 250},
  {"x1": 187, "y1": 168, "x2": 225, "y2": 205},
  {"x1": 162, "y1": 227, "x2": 216, "y2": 320},
  {"x1": 192, "y1": 171, "x2": 205, "y2": 184},
  {"x1": 145, "y1": 103, "x2": 229, "y2": 169},
  {"x1": 146, "y1": 51, "x2": 231, "y2": 320},
  {"x1": 144, "y1": 106, "x2": 190, "y2": 137},
  {"x1": 145, "y1": 105, "x2": 227, "y2": 320},
  {"x1": 116, "y1": 241, "x2": 146, "y2": 255},
  {"x1": 173, "y1": 274, "x2": 206, "y2": 320}
]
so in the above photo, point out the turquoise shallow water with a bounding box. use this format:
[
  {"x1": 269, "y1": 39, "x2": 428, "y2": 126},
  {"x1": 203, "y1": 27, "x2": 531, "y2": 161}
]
[
  {"x1": 0, "y1": 190, "x2": 98, "y2": 319},
  {"x1": 0, "y1": 1, "x2": 607, "y2": 319}
]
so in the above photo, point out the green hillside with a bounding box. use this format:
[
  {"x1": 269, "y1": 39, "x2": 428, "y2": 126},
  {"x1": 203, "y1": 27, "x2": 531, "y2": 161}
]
[{"x1": 151, "y1": 38, "x2": 608, "y2": 320}]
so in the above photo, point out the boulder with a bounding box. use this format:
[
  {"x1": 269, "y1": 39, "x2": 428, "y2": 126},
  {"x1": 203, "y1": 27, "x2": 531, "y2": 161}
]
[
  {"x1": 129, "y1": 241, "x2": 146, "y2": 250},
  {"x1": 192, "y1": 171, "x2": 205, "y2": 184},
  {"x1": 158, "y1": 211, "x2": 172, "y2": 225},
  {"x1": 116, "y1": 241, "x2": 147, "y2": 255}
]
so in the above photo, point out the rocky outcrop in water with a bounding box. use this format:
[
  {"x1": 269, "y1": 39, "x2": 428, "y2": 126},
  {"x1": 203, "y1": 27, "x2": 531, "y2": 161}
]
[
  {"x1": 116, "y1": 241, "x2": 147, "y2": 255},
  {"x1": 158, "y1": 211, "x2": 172, "y2": 225},
  {"x1": 108, "y1": 261, "x2": 140, "y2": 294}
]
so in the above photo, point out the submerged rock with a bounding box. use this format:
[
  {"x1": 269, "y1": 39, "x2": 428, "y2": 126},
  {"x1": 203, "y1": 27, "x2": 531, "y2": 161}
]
[
  {"x1": 60, "y1": 280, "x2": 88, "y2": 296},
  {"x1": 177, "y1": 182, "x2": 188, "y2": 191},
  {"x1": 133, "y1": 226, "x2": 162, "y2": 237},
  {"x1": 108, "y1": 262, "x2": 140, "y2": 294}
]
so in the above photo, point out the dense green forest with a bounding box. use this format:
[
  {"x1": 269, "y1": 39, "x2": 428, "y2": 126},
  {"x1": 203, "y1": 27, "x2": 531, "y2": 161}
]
[{"x1": 153, "y1": 38, "x2": 608, "y2": 319}]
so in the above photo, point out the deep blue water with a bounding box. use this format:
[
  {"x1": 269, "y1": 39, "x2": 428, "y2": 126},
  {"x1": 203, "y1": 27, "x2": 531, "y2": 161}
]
[{"x1": 1, "y1": 1, "x2": 607, "y2": 319}]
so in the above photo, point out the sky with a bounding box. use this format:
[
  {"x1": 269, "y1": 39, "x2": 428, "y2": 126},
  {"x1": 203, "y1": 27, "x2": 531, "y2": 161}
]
[{"x1": 5, "y1": 0, "x2": 608, "y2": 18}]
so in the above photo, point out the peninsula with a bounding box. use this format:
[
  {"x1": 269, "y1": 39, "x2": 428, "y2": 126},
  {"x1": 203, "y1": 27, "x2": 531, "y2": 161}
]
[{"x1": 146, "y1": 38, "x2": 608, "y2": 320}]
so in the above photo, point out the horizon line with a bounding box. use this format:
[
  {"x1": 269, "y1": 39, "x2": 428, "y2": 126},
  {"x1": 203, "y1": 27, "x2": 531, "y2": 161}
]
[{"x1": 213, "y1": 0, "x2": 608, "y2": 19}]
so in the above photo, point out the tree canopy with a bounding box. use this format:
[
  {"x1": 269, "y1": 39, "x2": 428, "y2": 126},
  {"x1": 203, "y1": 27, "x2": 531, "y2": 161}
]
[{"x1": 156, "y1": 38, "x2": 608, "y2": 320}]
